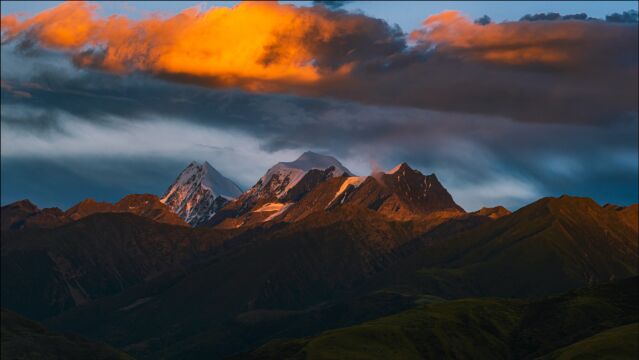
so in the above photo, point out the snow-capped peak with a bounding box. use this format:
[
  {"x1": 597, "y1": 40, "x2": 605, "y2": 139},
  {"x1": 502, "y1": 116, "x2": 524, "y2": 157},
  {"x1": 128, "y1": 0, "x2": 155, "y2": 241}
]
[
  {"x1": 161, "y1": 161, "x2": 243, "y2": 226},
  {"x1": 256, "y1": 151, "x2": 353, "y2": 199},
  {"x1": 282, "y1": 151, "x2": 353, "y2": 174},
  {"x1": 199, "y1": 161, "x2": 243, "y2": 198}
]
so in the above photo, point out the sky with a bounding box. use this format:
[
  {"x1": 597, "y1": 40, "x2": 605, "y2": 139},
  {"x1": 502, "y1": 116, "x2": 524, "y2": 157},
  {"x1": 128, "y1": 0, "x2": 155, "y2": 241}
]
[{"x1": 1, "y1": 1, "x2": 637, "y2": 211}]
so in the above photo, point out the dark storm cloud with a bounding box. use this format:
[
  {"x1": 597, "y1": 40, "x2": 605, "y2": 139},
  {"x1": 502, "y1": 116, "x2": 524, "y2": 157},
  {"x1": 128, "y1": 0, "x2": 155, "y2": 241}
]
[
  {"x1": 519, "y1": 12, "x2": 593, "y2": 21},
  {"x1": 474, "y1": 15, "x2": 492, "y2": 25},
  {"x1": 606, "y1": 10, "x2": 638, "y2": 23},
  {"x1": 312, "y1": 1, "x2": 353, "y2": 10},
  {"x1": 518, "y1": 10, "x2": 638, "y2": 22},
  {"x1": 0, "y1": 68, "x2": 340, "y2": 140},
  {"x1": 2, "y1": 58, "x2": 636, "y2": 208}
]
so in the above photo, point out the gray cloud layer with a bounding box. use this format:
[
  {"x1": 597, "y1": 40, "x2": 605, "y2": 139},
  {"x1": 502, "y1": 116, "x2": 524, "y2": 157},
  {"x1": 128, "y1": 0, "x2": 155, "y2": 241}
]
[
  {"x1": 1, "y1": 7, "x2": 637, "y2": 210},
  {"x1": 1, "y1": 50, "x2": 636, "y2": 210}
]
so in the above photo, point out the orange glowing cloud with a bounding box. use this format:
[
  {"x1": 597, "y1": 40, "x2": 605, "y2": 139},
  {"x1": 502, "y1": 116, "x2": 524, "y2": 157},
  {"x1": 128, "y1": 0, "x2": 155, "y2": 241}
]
[
  {"x1": 410, "y1": 10, "x2": 595, "y2": 65},
  {"x1": 2, "y1": 3, "x2": 636, "y2": 124},
  {"x1": 1, "y1": 2, "x2": 99, "y2": 48},
  {"x1": 1, "y1": 1, "x2": 372, "y2": 90}
]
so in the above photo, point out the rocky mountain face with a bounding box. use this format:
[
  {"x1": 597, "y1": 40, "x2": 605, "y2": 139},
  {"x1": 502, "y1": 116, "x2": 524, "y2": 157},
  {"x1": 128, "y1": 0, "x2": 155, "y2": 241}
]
[
  {"x1": 331, "y1": 163, "x2": 465, "y2": 220},
  {"x1": 210, "y1": 159, "x2": 465, "y2": 229},
  {"x1": 1, "y1": 194, "x2": 187, "y2": 230},
  {"x1": 208, "y1": 152, "x2": 353, "y2": 228},
  {"x1": 65, "y1": 199, "x2": 113, "y2": 221},
  {"x1": 161, "y1": 161, "x2": 243, "y2": 226},
  {"x1": 66, "y1": 194, "x2": 188, "y2": 226}
]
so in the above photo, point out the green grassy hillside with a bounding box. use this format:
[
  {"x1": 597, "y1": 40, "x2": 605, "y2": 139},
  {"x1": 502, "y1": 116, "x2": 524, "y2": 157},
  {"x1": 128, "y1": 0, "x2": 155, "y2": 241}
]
[
  {"x1": 242, "y1": 277, "x2": 638, "y2": 360},
  {"x1": 539, "y1": 323, "x2": 638, "y2": 360}
]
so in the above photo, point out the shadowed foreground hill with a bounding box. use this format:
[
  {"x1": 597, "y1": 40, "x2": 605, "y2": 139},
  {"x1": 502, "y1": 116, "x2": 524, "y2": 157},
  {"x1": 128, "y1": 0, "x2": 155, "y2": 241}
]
[
  {"x1": 44, "y1": 206, "x2": 434, "y2": 358},
  {"x1": 43, "y1": 197, "x2": 638, "y2": 359},
  {"x1": 2, "y1": 195, "x2": 637, "y2": 359},
  {"x1": 241, "y1": 277, "x2": 638, "y2": 360},
  {"x1": 538, "y1": 323, "x2": 638, "y2": 360},
  {"x1": 1, "y1": 213, "x2": 235, "y2": 320},
  {"x1": 374, "y1": 196, "x2": 639, "y2": 298},
  {"x1": 1, "y1": 309, "x2": 133, "y2": 360}
]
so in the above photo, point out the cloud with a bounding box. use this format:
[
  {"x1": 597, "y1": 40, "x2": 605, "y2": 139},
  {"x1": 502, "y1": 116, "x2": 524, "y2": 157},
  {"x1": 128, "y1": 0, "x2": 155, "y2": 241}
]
[
  {"x1": 2, "y1": 2, "x2": 636, "y2": 124},
  {"x1": 1, "y1": 79, "x2": 31, "y2": 98},
  {"x1": 519, "y1": 12, "x2": 592, "y2": 22},
  {"x1": 606, "y1": 10, "x2": 638, "y2": 23},
  {"x1": 313, "y1": 1, "x2": 353, "y2": 10},
  {"x1": 474, "y1": 15, "x2": 491, "y2": 25},
  {"x1": 1, "y1": 1, "x2": 403, "y2": 90},
  {"x1": 1, "y1": 66, "x2": 636, "y2": 210},
  {"x1": 0, "y1": 111, "x2": 303, "y2": 188},
  {"x1": 0, "y1": 3, "x2": 637, "y2": 210},
  {"x1": 410, "y1": 10, "x2": 635, "y2": 66}
]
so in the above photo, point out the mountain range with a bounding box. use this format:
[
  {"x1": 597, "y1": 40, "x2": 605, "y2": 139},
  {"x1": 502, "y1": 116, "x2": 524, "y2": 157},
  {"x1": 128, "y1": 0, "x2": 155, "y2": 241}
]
[{"x1": 1, "y1": 151, "x2": 637, "y2": 359}]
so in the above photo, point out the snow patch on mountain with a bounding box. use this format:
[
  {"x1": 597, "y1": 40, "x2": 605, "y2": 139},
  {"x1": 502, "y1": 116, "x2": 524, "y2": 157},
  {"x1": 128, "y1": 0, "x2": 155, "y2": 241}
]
[
  {"x1": 263, "y1": 203, "x2": 294, "y2": 222},
  {"x1": 333, "y1": 176, "x2": 366, "y2": 201},
  {"x1": 387, "y1": 163, "x2": 404, "y2": 174},
  {"x1": 254, "y1": 202, "x2": 287, "y2": 212}
]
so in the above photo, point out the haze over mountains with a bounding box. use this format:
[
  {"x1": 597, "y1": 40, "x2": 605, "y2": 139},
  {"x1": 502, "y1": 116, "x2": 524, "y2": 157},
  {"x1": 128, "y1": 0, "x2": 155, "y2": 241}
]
[{"x1": 1, "y1": 151, "x2": 637, "y2": 359}]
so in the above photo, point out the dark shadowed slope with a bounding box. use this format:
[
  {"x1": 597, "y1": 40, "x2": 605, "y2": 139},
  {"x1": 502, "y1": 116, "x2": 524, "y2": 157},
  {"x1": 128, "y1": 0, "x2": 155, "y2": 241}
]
[
  {"x1": 374, "y1": 196, "x2": 638, "y2": 298},
  {"x1": 1, "y1": 200, "x2": 69, "y2": 230},
  {"x1": 241, "y1": 277, "x2": 638, "y2": 360},
  {"x1": 1, "y1": 308, "x2": 134, "y2": 360},
  {"x1": 44, "y1": 206, "x2": 441, "y2": 359},
  {"x1": 42, "y1": 196, "x2": 637, "y2": 359},
  {"x1": 1, "y1": 213, "x2": 233, "y2": 319}
]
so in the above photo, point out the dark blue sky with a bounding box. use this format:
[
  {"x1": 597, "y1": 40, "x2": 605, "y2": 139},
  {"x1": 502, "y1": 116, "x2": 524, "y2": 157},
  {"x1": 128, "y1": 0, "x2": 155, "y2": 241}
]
[{"x1": 1, "y1": 1, "x2": 637, "y2": 211}]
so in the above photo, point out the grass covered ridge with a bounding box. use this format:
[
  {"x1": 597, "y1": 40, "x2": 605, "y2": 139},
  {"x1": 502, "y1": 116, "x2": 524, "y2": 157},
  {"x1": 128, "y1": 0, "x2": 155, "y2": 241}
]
[{"x1": 243, "y1": 277, "x2": 638, "y2": 360}]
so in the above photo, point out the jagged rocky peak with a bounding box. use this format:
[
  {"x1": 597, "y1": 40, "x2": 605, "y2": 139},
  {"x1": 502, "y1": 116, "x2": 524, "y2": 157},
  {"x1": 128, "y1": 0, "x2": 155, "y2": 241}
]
[
  {"x1": 386, "y1": 162, "x2": 413, "y2": 174},
  {"x1": 207, "y1": 152, "x2": 355, "y2": 228},
  {"x1": 284, "y1": 151, "x2": 353, "y2": 175},
  {"x1": 379, "y1": 162, "x2": 464, "y2": 213},
  {"x1": 161, "y1": 161, "x2": 243, "y2": 226},
  {"x1": 254, "y1": 151, "x2": 353, "y2": 200}
]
